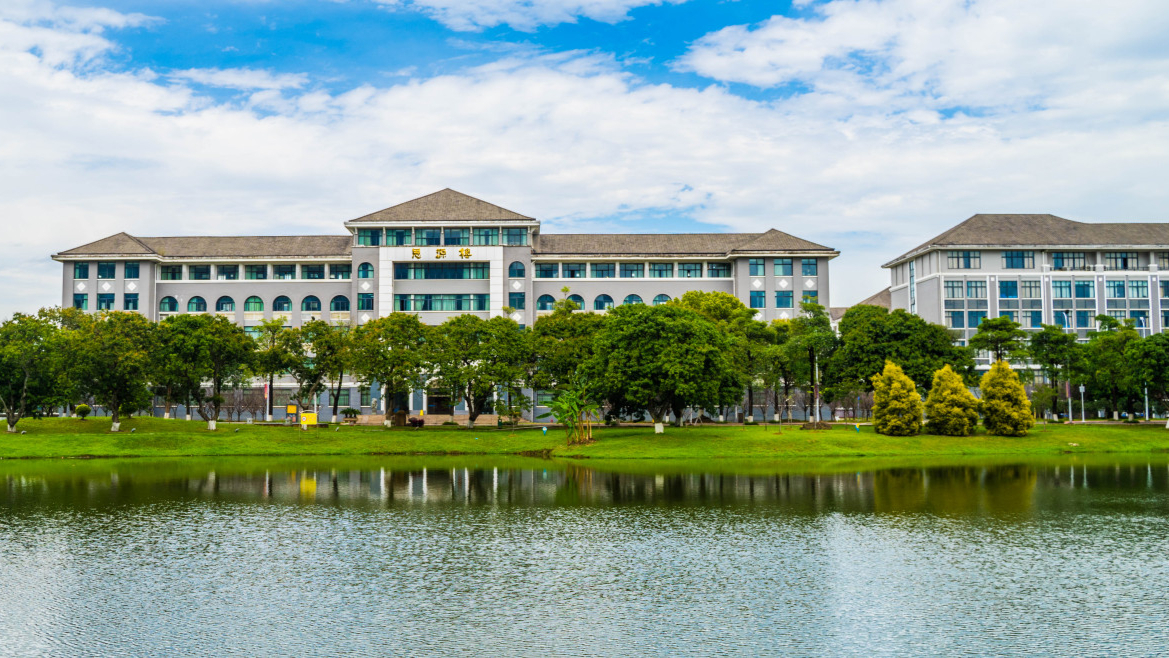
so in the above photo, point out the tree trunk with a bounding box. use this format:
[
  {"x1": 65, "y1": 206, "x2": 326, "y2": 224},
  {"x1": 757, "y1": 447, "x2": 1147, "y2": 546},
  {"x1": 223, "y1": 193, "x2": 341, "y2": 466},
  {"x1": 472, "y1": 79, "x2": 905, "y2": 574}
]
[
  {"x1": 331, "y1": 372, "x2": 343, "y2": 418},
  {"x1": 268, "y1": 373, "x2": 275, "y2": 421}
]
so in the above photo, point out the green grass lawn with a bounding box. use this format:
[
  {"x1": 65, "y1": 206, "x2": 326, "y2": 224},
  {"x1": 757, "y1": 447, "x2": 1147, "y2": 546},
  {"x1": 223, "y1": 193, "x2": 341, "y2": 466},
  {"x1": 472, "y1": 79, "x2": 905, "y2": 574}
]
[{"x1": 2, "y1": 416, "x2": 1169, "y2": 461}]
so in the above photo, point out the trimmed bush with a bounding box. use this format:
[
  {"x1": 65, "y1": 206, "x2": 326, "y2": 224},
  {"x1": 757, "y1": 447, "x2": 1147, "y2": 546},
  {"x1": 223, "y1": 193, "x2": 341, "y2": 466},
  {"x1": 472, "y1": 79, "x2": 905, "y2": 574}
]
[
  {"x1": 872, "y1": 361, "x2": 923, "y2": 436},
  {"x1": 75, "y1": 404, "x2": 91, "y2": 420},
  {"x1": 980, "y1": 360, "x2": 1035, "y2": 436},
  {"x1": 924, "y1": 365, "x2": 981, "y2": 436}
]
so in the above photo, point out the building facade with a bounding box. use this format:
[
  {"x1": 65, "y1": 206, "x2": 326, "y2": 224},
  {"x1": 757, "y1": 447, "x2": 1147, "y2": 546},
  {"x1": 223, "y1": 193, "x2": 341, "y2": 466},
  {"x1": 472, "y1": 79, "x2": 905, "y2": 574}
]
[
  {"x1": 52, "y1": 189, "x2": 838, "y2": 419},
  {"x1": 884, "y1": 214, "x2": 1169, "y2": 361}
]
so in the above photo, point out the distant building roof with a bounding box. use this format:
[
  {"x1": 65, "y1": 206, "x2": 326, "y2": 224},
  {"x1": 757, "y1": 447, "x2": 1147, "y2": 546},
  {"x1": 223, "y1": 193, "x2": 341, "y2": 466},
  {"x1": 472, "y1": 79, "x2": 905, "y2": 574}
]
[
  {"x1": 347, "y1": 188, "x2": 533, "y2": 223},
  {"x1": 55, "y1": 235, "x2": 352, "y2": 259},
  {"x1": 885, "y1": 214, "x2": 1169, "y2": 266},
  {"x1": 534, "y1": 230, "x2": 834, "y2": 257},
  {"x1": 856, "y1": 287, "x2": 891, "y2": 309}
]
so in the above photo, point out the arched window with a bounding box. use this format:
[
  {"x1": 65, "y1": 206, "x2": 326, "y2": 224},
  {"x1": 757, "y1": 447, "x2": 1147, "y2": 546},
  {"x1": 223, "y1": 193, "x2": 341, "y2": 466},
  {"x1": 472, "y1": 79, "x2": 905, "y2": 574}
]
[
  {"x1": 244, "y1": 296, "x2": 264, "y2": 312},
  {"x1": 594, "y1": 294, "x2": 614, "y2": 311},
  {"x1": 330, "y1": 295, "x2": 350, "y2": 312},
  {"x1": 623, "y1": 294, "x2": 643, "y2": 305},
  {"x1": 536, "y1": 294, "x2": 556, "y2": 311},
  {"x1": 302, "y1": 296, "x2": 321, "y2": 312},
  {"x1": 273, "y1": 296, "x2": 292, "y2": 312},
  {"x1": 508, "y1": 261, "x2": 526, "y2": 278},
  {"x1": 357, "y1": 263, "x2": 374, "y2": 279},
  {"x1": 188, "y1": 296, "x2": 206, "y2": 313},
  {"x1": 653, "y1": 294, "x2": 671, "y2": 306},
  {"x1": 159, "y1": 296, "x2": 178, "y2": 313},
  {"x1": 216, "y1": 296, "x2": 235, "y2": 312},
  {"x1": 567, "y1": 294, "x2": 584, "y2": 308}
]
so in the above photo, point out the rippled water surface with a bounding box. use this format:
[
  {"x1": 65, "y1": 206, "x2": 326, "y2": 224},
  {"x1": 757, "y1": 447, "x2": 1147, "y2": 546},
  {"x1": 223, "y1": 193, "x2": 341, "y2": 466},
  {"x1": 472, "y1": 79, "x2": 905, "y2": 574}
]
[{"x1": 3, "y1": 456, "x2": 1169, "y2": 656}]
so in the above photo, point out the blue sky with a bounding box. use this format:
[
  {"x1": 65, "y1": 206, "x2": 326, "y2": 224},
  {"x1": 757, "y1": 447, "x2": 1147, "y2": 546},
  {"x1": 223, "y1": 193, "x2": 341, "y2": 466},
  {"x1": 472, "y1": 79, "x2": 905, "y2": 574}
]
[{"x1": 3, "y1": 0, "x2": 1169, "y2": 317}]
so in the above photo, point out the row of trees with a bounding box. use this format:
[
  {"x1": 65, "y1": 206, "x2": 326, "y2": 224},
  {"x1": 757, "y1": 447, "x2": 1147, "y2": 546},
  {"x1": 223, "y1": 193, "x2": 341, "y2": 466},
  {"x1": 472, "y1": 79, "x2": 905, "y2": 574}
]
[{"x1": 873, "y1": 360, "x2": 1034, "y2": 437}]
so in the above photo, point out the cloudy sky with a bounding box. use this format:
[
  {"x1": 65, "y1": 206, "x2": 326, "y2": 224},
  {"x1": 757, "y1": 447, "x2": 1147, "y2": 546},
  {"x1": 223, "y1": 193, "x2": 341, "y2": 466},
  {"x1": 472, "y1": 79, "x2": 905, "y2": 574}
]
[{"x1": 3, "y1": 0, "x2": 1169, "y2": 318}]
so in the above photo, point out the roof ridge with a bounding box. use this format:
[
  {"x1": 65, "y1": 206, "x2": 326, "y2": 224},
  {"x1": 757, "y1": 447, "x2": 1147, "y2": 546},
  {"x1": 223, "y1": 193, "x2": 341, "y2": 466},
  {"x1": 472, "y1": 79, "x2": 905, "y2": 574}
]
[{"x1": 123, "y1": 233, "x2": 157, "y2": 254}]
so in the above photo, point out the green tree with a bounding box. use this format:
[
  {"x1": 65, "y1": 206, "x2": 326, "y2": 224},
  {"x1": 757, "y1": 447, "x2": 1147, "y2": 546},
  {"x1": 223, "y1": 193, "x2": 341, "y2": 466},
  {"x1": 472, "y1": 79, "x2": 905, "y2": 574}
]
[
  {"x1": 831, "y1": 306, "x2": 973, "y2": 391},
  {"x1": 251, "y1": 318, "x2": 296, "y2": 421},
  {"x1": 531, "y1": 303, "x2": 606, "y2": 392},
  {"x1": 1084, "y1": 315, "x2": 1141, "y2": 419},
  {"x1": 786, "y1": 302, "x2": 838, "y2": 422},
  {"x1": 1125, "y1": 331, "x2": 1169, "y2": 429},
  {"x1": 351, "y1": 313, "x2": 429, "y2": 424},
  {"x1": 980, "y1": 360, "x2": 1035, "y2": 436},
  {"x1": 969, "y1": 316, "x2": 1029, "y2": 364},
  {"x1": 584, "y1": 304, "x2": 739, "y2": 430},
  {"x1": 1029, "y1": 324, "x2": 1083, "y2": 418},
  {"x1": 872, "y1": 361, "x2": 923, "y2": 436},
  {"x1": 66, "y1": 311, "x2": 155, "y2": 431},
  {"x1": 195, "y1": 316, "x2": 254, "y2": 428},
  {"x1": 285, "y1": 321, "x2": 335, "y2": 413},
  {"x1": 672, "y1": 291, "x2": 767, "y2": 419},
  {"x1": 924, "y1": 365, "x2": 980, "y2": 436},
  {"x1": 765, "y1": 320, "x2": 805, "y2": 422},
  {"x1": 538, "y1": 378, "x2": 600, "y2": 445},
  {"x1": 0, "y1": 312, "x2": 61, "y2": 432},
  {"x1": 428, "y1": 315, "x2": 530, "y2": 428}
]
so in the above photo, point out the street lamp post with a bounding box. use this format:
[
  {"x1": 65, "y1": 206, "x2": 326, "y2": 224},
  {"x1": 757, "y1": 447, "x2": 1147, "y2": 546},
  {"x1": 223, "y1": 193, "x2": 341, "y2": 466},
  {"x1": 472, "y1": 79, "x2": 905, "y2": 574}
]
[{"x1": 1079, "y1": 385, "x2": 1086, "y2": 424}]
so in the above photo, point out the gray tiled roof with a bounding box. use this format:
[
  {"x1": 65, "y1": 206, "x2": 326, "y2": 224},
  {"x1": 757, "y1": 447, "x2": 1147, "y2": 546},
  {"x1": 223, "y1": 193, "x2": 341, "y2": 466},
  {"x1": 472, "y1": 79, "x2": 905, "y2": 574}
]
[
  {"x1": 535, "y1": 230, "x2": 834, "y2": 256},
  {"x1": 856, "y1": 287, "x2": 891, "y2": 309},
  {"x1": 349, "y1": 188, "x2": 532, "y2": 223},
  {"x1": 56, "y1": 235, "x2": 352, "y2": 259},
  {"x1": 887, "y1": 214, "x2": 1169, "y2": 265}
]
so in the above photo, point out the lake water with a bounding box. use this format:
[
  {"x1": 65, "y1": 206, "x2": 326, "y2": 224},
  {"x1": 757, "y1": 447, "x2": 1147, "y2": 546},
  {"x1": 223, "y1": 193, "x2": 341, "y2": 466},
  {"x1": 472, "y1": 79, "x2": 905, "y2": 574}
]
[{"x1": 3, "y1": 455, "x2": 1169, "y2": 656}]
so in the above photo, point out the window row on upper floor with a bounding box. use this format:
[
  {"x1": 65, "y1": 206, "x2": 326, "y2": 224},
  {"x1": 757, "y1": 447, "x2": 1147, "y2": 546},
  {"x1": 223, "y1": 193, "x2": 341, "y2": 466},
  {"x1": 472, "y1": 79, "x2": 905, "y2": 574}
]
[
  {"x1": 946, "y1": 250, "x2": 1169, "y2": 271},
  {"x1": 152, "y1": 263, "x2": 361, "y2": 281},
  {"x1": 157, "y1": 294, "x2": 374, "y2": 314},
  {"x1": 944, "y1": 279, "x2": 1169, "y2": 300},
  {"x1": 748, "y1": 258, "x2": 819, "y2": 277},
  {"x1": 528, "y1": 261, "x2": 735, "y2": 279},
  {"x1": 527, "y1": 290, "x2": 819, "y2": 312},
  {"x1": 356, "y1": 227, "x2": 529, "y2": 247},
  {"x1": 72, "y1": 262, "x2": 140, "y2": 280}
]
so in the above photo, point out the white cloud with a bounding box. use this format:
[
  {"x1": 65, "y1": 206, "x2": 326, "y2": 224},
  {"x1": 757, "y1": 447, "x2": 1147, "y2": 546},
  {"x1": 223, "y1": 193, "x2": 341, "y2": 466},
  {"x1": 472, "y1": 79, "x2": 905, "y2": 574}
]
[
  {"x1": 2, "y1": 1, "x2": 1169, "y2": 319},
  {"x1": 372, "y1": 0, "x2": 687, "y2": 31},
  {"x1": 171, "y1": 68, "x2": 309, "y2": 91}
]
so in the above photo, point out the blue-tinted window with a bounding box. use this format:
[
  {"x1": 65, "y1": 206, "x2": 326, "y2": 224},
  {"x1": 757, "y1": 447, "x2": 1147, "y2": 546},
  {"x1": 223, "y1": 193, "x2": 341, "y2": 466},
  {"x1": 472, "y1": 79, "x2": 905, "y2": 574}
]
[
  {"x1": 594, "y1": 294, "x2": 613, "y2": 311},
  {"x1": 749, "y1": 291, "x2": 765, "y2": 308},
  {"x1": 301, "y1": 296, "x2": 321, "y2": 312},
  {"x1": 216, "y1": 296, "x2": 234, "y2": 312},
  {"x1": 188, "y1": 296, "x2": 206, "y2": 312},
  {"x1": 358, "y1": 293, "x2": 374, "y2": 311},
  {"x1": 620, "y1": 263, "x2": 644, "y2": 278},
  {"x1": 357, "y1": 229, "x2": 381, "y2": 246},
  {"x1": 159, "y1": 297, "x2": 178, "y2": 313},
  {"x1": 73, "y1": 293, "x2": 88, "y2": 310},
  {"x1": 649, "y1": 263, "x2": 673, "y2": 278},
  {"x1": 968, "y1": 311, "x2": 987, "y2": 326},
  {"x1": 443, "y1": 228, "x2": 469, "y2": 246},
  {"x1": 567, "y1": 294, "x2": 585, "y2": 308},
  {"x1": 357, "y1": 263, "x2": 374, "y2": 279},
  {"x1": 73, "y1": 263, "x2": 89, "y2": 279},
  {"x1": 416, "y1": 229, "x2": 442, "y2": 246},
  {"x1": 773, "y1": 259, "x2": 792, "y2": 276},
  {"x1": 273, "y1": 296, "x2": 292, "y2": 312},
  {"x1": 708, "y1": 262, "x2": 732, "y2": 277},
  {"x1": 330, "y1": 264, "x2": 351, "y2": 280},
  {"x1": 473, "y1": 228, "x2": 498, "y2": 245},
  {"x1": 1106, "y1": 281, "x2": 1126, "y2": 298},
  {"x1": 301, "y1": 265, "x2": 325, "y2": 280},
  {"x1": 623, "y1": 294, "x2": 643, "y2": 305},
  {"x1": 967, "y1": 281, "x2": 987, "y2": 298},
  {"x1": 946, "y1": 311, "x2": 964, "y2": 329},
  {"x1": 387, "y1": 229, "x2": 412, "y2": 246},
  {"x1": 123, "y1": 293, "x2": 139, "y2": 311},
  {"x1": 508, "y1": 262, "x2": 525, "y2": 278},
  {"x1": 330, "y1": 296, "x2": 349, "y2": 312},
  {"x1": 1074, "y1": 281, "x2": 1094, "y2": 298},
  {"x1": 775, "y1": 291, "x2": 793, "y2": 308},
  {"x1": 245, "y1": 296, "x2": 264, "y2": 312},
  {"x1": 189, "y1": 265, "x2": 210, "y2": 280},
  {"x1": 562, "y1": 263, "x2": 585, "y2": 279},
  {"x1": 502, "y1": 228, "x2": 528, "y2": 245},
  {"x1": 802, "y1": 290, "x2": 819, "y2": 303},
  {"x1": 217, "y1": 265, "x2": 238, "y2": 280},
  {"x1": 1052, "y1": 281, "x2": 1072, "y2": 298},
  {"x1": 1075, "y1": 310, "x2": 1092, "y2": 328},
  {"x1": 535, "y1": 263, "x2": 559, "y2": 278},
  {"x1": 160, "y1": 265, "x2": 182, "y2": 280},
  {"x1": 591, "y1": 263, "x2": 615, "y2": 278},
  {"x1": 947, "y1": 251, "x2": 981, "y2": 269},
  {"x1": 123, "y1": 262, "x2": 139, "y2": 279},
  {"x1": 97, "y1": 262, "x2": 116, "y2": 279},
  {"x1": 999, "y1": 281, "x2": 1018, "y2": 299},
  {"x1": 749, "y1": 259, "x2": 764, "y2": 277},
  {"x1": 508, "y1": 292, "x2": 525, "y2": 310},
  {"x1": 1129, "y1": 281, "x2": 1149, "y2": 298},
  {"x1": 537, "y1": 294, "x2": 556, "y2": 311},
  {"x1": 653, "y1": 294, "x2": 671, "y2": 306},
  {"x1": 1002, "y1": 251, "x2": 1034, "y2": 269},
  {"x1": 678, "y1": 263, "x2": 702, "y2": 278},
  {"x1": 802, "y1": 259, "x2": 818, "y2": 276}
]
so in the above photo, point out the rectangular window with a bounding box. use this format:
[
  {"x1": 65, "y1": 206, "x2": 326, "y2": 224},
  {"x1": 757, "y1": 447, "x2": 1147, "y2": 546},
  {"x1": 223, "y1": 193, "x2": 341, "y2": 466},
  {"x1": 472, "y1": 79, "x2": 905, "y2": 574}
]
[
  {"x1": 773, "y1": 258, "x2": 792, "y2": 277},
  {"x1": 1129, "y1": 280, "x2": 1148, "y2": 298},
  {"x1": 998, "y1": 281, "x2": 1018, "y2": 299},
  {"x1": 73, "y1": 262, "x2": 90, "y2": 279},
  {"x1": 96, "y1": 262, "x2": 116, "y2": 279},
  {"x1": 999, "y1": 311, "x2": 1016, "y2": 323},
  {"x1": 802, "y1": 290, "x2": 819, "y2": 303},
  {"x1": 73, "y1": 293, "x2": 88, "y2": 310},
  {"x1": 534, "y1": 263, "x2": 559, "y2": 278},
  {"x1": 775, "y1": 291, "x2": 793, "y2": 308},
  {"x1": 562, "y1": 263, "x2": 586, "y2": 279},
  {"x1": 650, "y1": 263, "x2": 674, "y2": 278},
  {"x1": 1162, "y1": 281, "x2": 1169, "y2": 299},
  {"x1": 1131, "y1": 310, "x2": 1150, "y2": 328},
  {"x1": 1024, "y1": 311, "x2": 1043, "y2": 329},
  {"x1": 1159, "y1": 252, "x2": 1169, "y2": 270},
  {"x1": 944, "y1": 281, "x2": 964, "y2": 299},
  {"x1": 217, "y1": 265, "x2": 239, "y2": 280},
  {"x1": 1054, "y1": 311, "x2": 1070, "y2": 328},
  {"x1": 1051, "y1": 252, "x2": 1086, "y2": 270},
  {"x1": 301, "y1": 265, "x2": 325, "y2": 280},
  {"x1": 387, "y1": 229, "x2": 412, "y2": 246},
  {"x1": 361, "y1": 388, "x2": 372, "y2": 407},
  {"x1": 443, "y1": 228, "x2": 469, "y2": 246},
  {"x1": 472, "y1": 228, "x2": 499, "y2": 246},
  {"x1": 946, "y1": 311, "x2": 965, "y2": 329},
  {"x1": 947, "y1": 251, "x2": 981, "y2": 269},
  {"x1": 748, "y1": 259, "x2": 764, "y2": 276},
  {"x1": 502, "y1": 228, "x2": 528, "y2": 246},
  {"x1": 1002, "y1": 251, "x2": 1034, "y2": 269},
  {"x1": 1020, "y1": 281, "x2": 1042, "y2": 299},
  {"x1": 967, "y1": 311, "x2": 987, "y2": 327},
  {"x1": 678, "y1": 263, "x2": 702, "y2": 278},
  {"x1": 97, "y1": 293, "x2": 115, "y2": 310},
  {"x1": 801, "y1": 259, "x2": 818, "y2": 276},
  {"x1": 708, "y1": 262, "x2": 732, "y2": 278},
  {"x1": 189, "y1": 265, "x2": 210, "y2": 280},
  {"x1": 1104, "y1": 252, "x2": 1139, "y2": 271},
  {"x1": 245, "y1": 265, "x2": 268, "y2": 280},
  {"x1": 966, "y1": 281, "x2": 987, "y2": 298},
  {"x1": 273, "y1": 265, "x2": 296, "y2": 280},
  {"x1": 394, "y1": 263, "x2": 490, "y2": 280},
  {"x1": 416, "y1": 229, "x2": 442, "y2": 246},
  {"x1": 535, "y1": 390, "x2": 556, "y2": 406},
  {"x1": 591, "y1": 263, "x2": 615, "y2": 278},
  {"x1": 330, "y1": 264, "x2": 352, "y2": 280},
  {"x1": 1075, "y1": 310, "x2": 1092, "y2": 328},
  {"x1": 123, "y1": 293, "x2": 139, "y2": 311},
  {"x1": 1052, "y1": 281, "x2": 1072, "y2": 299},
  {"x1": 123, "y1": 262, "x2": 139, "y2": 279},
  {"x1": 160, "y1": 265, "x2": 182, "y2": 281},
  {"x1": 620, "y1": 263, "x2": 644, "y2": 278},
  {"x1": 392, "y1": 294, "x2": 490, "y2": 312},
  {"x1": 357, "y1": 293, "x2": 374, "y2": 311},
  {"x1": 749, "y1": 291, "x2": 765, "y2": 309},
  {"x1": 1106, "y1": 281, "x2": 1126, "y2": 298},
  {"x1": 1074, "y1": 280, "x2": 1094, "y2": 299},
  {"x1": 508, "y1": 292, "x2": 526, "y2": 310},
  {"x1": 331, "y1": 389, "x2": 350, "y2": 408},
  {"x1": 356, "y1": 229, "x2": 381, "y2": 247}
]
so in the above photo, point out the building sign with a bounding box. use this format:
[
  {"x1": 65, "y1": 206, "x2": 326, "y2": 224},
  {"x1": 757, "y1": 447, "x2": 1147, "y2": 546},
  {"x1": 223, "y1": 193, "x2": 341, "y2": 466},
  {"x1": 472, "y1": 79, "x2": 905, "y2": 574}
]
[{"x1": 411, "y1": 248, "x2": 474, "y2": 260}]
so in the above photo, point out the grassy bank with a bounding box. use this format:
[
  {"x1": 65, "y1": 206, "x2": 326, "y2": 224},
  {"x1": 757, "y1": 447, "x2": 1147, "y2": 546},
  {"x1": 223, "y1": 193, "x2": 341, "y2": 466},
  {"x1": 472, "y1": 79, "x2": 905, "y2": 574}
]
[{"x1": 2, "y1": 416, "x2": 1169, "y2": 460}]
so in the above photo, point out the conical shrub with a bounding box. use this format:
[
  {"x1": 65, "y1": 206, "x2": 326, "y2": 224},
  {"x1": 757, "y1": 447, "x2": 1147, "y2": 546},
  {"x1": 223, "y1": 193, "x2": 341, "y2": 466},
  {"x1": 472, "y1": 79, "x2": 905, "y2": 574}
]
[
  {"x1": 980, "y1": 360, "x2": 1034, "y2": 436},
  {"x1": 873, "y1": 361, "x2": 923, "y2": 436},
  {"x1": 924, "y1": 364, "x2": 981, "y2": 436}
]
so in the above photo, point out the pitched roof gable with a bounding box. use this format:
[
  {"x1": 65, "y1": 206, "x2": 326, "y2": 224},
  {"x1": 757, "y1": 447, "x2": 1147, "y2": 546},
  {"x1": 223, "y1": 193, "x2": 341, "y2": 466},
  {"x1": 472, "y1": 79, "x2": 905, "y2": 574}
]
[
  {"x1": 56, "y1": 234, "x2": 352, "y2": 259},
  {"x1": 349, "y1": 188, "x2": 533, "y2": 223},
  {"x1": 57, "y1": 232, "x2": 156, "y2": 257},
  {"x1": 729, "y1": 228, "x2": 833, "y2": 253}
]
